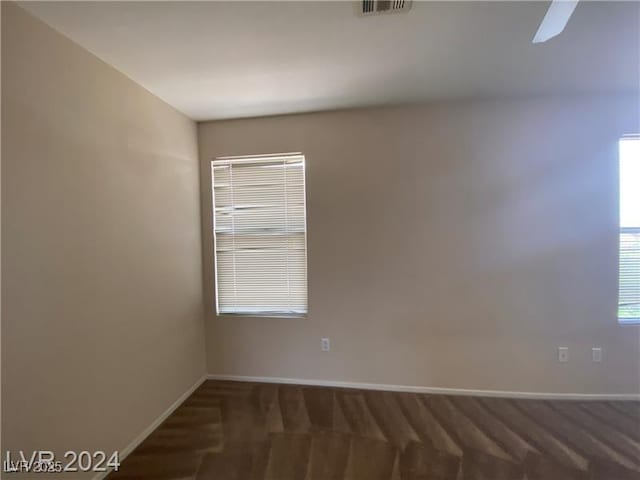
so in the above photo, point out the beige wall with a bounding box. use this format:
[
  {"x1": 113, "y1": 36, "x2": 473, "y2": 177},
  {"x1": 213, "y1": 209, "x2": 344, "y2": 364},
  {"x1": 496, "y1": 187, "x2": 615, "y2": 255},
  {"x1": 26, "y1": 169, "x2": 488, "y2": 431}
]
[
  {"x1": 199, "y1": 95, "x2": 640, "y2": 395},
  {"x1": 2, "y1": 5, "x2": 639, "y2": 472},
  {"x1": 1, "y1": 2, "x2": 205, "y2": 470}
]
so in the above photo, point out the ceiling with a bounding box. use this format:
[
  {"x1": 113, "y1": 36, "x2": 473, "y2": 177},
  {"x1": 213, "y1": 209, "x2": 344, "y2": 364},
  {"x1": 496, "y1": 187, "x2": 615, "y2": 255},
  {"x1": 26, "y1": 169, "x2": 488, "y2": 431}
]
[{"x1": 21, "y1": 1, "x2": 640, "y2": 121}]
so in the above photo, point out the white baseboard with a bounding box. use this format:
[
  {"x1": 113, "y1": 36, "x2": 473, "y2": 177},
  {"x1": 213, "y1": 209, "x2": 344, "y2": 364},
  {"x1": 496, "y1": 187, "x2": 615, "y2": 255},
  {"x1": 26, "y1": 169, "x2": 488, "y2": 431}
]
[
  {"x1": 93, "y1": 374, "x2": 206, "y2": 480},
  {"x1": 206, "y1": 373, "x2": 640, "y2": 401}
]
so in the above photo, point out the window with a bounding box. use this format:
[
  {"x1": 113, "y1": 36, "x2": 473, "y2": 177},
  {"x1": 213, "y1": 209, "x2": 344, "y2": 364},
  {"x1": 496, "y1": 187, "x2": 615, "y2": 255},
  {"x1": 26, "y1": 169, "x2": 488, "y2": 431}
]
[
  {"x1": 211, "y1": 153, "x2": 308, "y2": 316},
  {"x1": 619, "y1": 136, "x2": 640, "y2": 324}
]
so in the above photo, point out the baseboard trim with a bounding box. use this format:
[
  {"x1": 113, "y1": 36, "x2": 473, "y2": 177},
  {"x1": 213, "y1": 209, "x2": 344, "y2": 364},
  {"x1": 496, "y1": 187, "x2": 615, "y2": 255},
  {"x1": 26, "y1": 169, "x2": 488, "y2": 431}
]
[
  {"x1": 206, "y1": 374, "x2": 640, "y2": 401},
  {"x1": 93, "y1": 374, "x2": 206, "y2": 480}
]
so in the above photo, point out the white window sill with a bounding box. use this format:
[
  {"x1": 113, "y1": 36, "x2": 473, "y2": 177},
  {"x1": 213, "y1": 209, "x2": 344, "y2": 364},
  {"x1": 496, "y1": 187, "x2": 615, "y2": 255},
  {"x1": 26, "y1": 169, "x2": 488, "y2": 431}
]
[{"x1": 216, "y1": 313, "x2": 307, "y2": 319}]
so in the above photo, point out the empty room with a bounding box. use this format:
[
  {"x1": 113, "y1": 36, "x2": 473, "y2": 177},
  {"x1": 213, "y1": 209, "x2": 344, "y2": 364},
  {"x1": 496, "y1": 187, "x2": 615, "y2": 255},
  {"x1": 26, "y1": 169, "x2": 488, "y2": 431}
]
[{"x1": 2, "y1": 1, "x2": 639, "y2": 479}]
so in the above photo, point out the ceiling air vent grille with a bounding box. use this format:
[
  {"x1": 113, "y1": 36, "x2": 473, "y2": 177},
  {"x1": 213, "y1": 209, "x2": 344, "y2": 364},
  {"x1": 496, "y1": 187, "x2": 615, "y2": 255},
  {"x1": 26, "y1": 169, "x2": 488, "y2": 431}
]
[{"x1": 360, "y1": 0, "x2": 412, "y2": 16}]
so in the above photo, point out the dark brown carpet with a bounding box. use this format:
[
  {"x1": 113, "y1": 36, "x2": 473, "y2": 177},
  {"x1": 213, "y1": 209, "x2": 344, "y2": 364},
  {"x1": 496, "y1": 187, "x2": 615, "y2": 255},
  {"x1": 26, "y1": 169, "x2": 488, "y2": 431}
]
[{"x1": 107, "y1": 379, "x2": 640, "y2": 480}]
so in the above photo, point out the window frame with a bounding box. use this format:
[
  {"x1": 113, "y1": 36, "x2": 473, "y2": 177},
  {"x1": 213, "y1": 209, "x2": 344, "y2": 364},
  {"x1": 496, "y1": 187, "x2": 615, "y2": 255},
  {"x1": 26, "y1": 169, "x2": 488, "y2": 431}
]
[
  {"x1": 618, "y1": 136, "x2": 640, "y2": 325},
  {"x1": 211, "y1": 152, "x2": 309, "y2": 319}
]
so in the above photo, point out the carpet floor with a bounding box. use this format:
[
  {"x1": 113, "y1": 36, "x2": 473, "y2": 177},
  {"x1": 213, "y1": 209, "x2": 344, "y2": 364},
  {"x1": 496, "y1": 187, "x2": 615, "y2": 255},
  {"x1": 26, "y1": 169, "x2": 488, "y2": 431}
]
[{"x1": 106, "y1": 379, "x2": 640, "y2": 480}]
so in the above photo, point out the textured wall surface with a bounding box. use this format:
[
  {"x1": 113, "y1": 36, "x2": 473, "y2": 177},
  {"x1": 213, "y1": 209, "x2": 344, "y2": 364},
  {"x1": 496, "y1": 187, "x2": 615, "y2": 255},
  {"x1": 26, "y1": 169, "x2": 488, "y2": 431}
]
[
  {"x1": 199, "y1": 96, "x2": 639, "y2": 395},
  {"x1": 2, "y1": 3, "x2": 205, "y2": 473}
]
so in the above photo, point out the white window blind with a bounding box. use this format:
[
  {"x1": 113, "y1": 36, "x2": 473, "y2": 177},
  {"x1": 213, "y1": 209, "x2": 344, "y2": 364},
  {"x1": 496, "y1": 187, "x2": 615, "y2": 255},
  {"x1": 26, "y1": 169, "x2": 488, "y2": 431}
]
[
  {"x1": 619, "y1": 136, "x2": 640, "y2": 324},
  {"x1": 212, "y1": 153, "x2": 308, "y2": 316}
]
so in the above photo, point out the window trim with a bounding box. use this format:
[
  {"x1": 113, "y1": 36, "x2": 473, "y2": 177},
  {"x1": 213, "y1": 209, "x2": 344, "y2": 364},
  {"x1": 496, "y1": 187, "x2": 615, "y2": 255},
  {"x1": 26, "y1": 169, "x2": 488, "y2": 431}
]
[
  {"x1": 618, "y1": 136, "x2": 640, "y2": 325},
  {"x1": 211, "y1": 152, "x2": 309, "y2": 319}
]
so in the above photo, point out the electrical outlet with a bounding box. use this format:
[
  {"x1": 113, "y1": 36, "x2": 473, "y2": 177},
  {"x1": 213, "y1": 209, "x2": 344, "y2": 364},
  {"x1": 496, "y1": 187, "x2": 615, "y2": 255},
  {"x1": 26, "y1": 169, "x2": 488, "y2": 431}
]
[
  {"x1": 321, "y1": 337, "x2": 330, "y2": 352},
  {"x1": 592, "y1": 347, "x2": 603, "y2": 363},
  {"x1": 558, "y1": 347, "x2": 569, "y2": 363}
]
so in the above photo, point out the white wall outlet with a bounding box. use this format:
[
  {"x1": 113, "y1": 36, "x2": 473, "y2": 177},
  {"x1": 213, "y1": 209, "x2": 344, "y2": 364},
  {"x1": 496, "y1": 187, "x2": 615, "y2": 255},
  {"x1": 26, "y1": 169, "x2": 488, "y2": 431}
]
[
  {"x1": 321, "y1": 337, "x2": 330, "y2": 352},
  {"x1": 558, "y1": 347, "x2": 569, "y2": 363},
  {"x1": 592, "y1": 347, "x2": 603, "y2": 363}
]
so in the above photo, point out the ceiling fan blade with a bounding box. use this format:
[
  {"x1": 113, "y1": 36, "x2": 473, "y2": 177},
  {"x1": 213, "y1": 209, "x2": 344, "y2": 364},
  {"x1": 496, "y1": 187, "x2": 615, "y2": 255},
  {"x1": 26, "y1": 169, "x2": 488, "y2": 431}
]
[{"x1": 533, "y1": 0, "x2": 579, "y2": 43}]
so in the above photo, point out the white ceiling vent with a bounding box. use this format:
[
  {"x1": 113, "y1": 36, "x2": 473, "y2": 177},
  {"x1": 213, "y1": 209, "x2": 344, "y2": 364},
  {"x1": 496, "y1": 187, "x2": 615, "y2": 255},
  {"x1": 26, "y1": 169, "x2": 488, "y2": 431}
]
[{"x1": 359, "y1": 0, "x2": 412, "y2": 16}]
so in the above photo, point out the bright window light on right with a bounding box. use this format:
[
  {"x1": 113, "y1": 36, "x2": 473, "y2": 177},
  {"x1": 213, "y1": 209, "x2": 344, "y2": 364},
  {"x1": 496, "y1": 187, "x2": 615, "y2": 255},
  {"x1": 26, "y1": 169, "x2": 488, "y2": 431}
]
[{"x1": 618, "y1": 136, "x2": 640, "y2": 324}]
